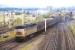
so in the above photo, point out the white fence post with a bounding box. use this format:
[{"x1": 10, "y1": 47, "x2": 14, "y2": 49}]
[{"x1": 44, "y1": 19, "x2": 47, "y2": 32}]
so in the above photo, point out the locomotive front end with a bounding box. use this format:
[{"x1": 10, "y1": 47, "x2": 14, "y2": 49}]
[{"x1": 15, "y1": 26, "x2": 26, "y2": 41}]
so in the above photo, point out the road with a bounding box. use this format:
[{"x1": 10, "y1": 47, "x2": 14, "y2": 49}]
[{"x1": 40, "y1": 22, "x2": 75, "y2": 50}]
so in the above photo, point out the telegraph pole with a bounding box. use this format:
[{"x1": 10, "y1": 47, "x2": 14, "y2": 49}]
[
  {"x1": 8, "y1": 11, "x2": 14, "y2": 28},
  {"x1": 22, "y1": 8, "x2": 24, "y2": 25}
]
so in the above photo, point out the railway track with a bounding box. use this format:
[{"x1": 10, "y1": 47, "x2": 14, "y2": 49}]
[
  {"x1": 44, "y1": 23, "x2": 58, "y2": 50},
  {"x1": 0, "y1": 41, "x2": 20, "y2": 50},
  {"x1": 63, "y1": 24, "x2": 75, "y2": 50},
  {"x1": 40, "y1": 22, "x2": 75, "y2": 50},
  {"x1": 0, "y1": 38, "x2": 15, "y2": 47},
  {"x1": 0, "y1": 26, "x2": 14, "y2": 34}
]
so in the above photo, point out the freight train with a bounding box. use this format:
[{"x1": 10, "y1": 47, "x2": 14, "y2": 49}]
[{"x1": 15, "y1": 16, "x2": 60, "y2": 41}]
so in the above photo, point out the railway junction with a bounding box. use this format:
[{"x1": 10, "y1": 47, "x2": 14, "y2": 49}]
[
  {"x1": 0, "y1": 0, "x2": 75, "y2": 49},
  {"x1": 0, "y1": 16, "x2": 75, "y2": 50}
]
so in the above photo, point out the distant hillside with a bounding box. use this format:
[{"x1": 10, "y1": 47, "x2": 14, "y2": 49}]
[
  {"x1": 0, "y1": 7, "x2": 39, "y2": 12},
  {"x1": 0, "y1": 7, "x2": 75, "y2": 12}
]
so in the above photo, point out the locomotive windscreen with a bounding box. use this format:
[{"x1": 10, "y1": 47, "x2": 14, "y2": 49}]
[{"x1": 15, "y1": 26, "x2": 25, "y2": 29}]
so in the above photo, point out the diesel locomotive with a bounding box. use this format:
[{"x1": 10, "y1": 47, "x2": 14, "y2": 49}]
[{"x1": 15, "y1": 17, "x2": 60, "y2": 41}]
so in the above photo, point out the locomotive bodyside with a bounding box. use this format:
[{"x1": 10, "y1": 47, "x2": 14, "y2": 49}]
[
  {"x1": 15, "y1": 24, "x2": 37, "y2": 40},
  {"x1": 25, "y1": 25, "x2": 37, "y2": 36}
]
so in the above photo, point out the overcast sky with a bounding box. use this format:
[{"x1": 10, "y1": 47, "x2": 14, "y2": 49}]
[{"x1": 0, "y1": 0, "x2": 75, "y2": 8}]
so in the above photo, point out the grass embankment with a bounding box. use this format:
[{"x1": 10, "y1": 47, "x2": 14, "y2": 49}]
[
  {"x1": 0, "y1": 31, "x2": 16, "y2": 42},
  {"x1": 68, "y1": 21, "x2": 75, "y2": 37},
  {"x1": 20, "y1": 44, "x2": 33, "y2": 50}
]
